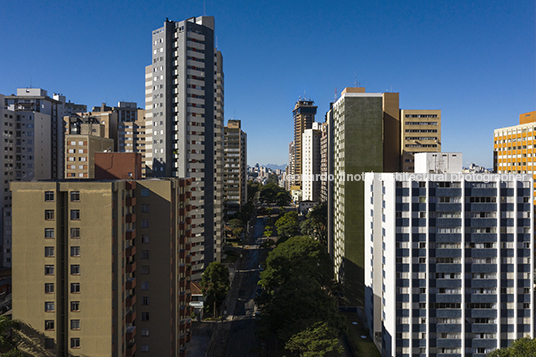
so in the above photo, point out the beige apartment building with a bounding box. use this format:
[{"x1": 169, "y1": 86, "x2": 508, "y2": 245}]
[
  {"x1": 224, "y1": 119, "x2": 247, "y2": 213},
  {"x1": 11, "y1": 178, "x2": 192, "y2": 357},
  {"x1": 400, "y1": 109, "x2": 441, "y2": 172},
  {"x1": 65, "y1": 124, "x2": 114, "y2": 179}
]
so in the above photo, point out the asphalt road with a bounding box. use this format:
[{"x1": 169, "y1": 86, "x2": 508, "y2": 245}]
[{"x1": 223, "y1": 217, "x2": 265, "y2": 357}]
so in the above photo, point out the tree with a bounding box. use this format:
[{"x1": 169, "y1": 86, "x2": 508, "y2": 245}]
[
  {"x1": 260, "y1": 183, "x2": 291, "y2": 205},
  {"x1": 267, "y1": 173, "x2": 279, "y2": 186},
  {"x1": 275, "y1": 191, "x2": 291, "y2": 206},
  {"x1": 275, "y1": 211, "x2": 300, "y2": 239},
  {"x1": 300, "y1": 203, "x2": 327, "y2": 246},
  {"x1": 200, "y1": 262, "x2": 230, "y2": 316},
  {"x1": 285, "y1": 321, "x2": 343, "y2": 357},
  {"x1": 488, "y1": 337, "x2": 536, "y2": 356},
  {"x1": 257, "y1": 236, "x2": 344, "y2": 346},
  {"x1": 0, "y1": 316, "x2": 24, "y2": 356},
  {"x1": 247, "y1": 180, "x2": 260, "y2": 203},
  {"x1": 228, "y1": 218, "x2": 244, "y2": 239}
]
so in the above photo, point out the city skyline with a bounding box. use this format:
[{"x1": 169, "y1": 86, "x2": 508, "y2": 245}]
[{"x1": 0, "y1": 0, "x2": 534, "y2": 167}]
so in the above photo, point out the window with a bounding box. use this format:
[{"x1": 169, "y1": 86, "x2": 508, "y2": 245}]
[
  {"x1": 45, "y1": 302, "x2": 54, "y2": 312},
  {"x1": 45, "y1": 191, "x2": 54, "y2": 202},
  {"x1": 141, "y1": 312, "x2": 150, "y2": 321},
  {"x1": 70, "y1": 228, "x2": 80, "y2": 238},
  {"x1": 71, "y1": 301, "x2": 80, "y2": 311},
  {"x1": 71, "y1": 283, "x2": 80, "y2": 293},
  {"x1": 71, "y1": 265, "x2": 80, "y2": 275},
  {"x1": 142, "y1": 296, "x2": 149, "y2": 306},
  {"x1": 70, "y1": 320, "x2": 80, "y2": 330},
  {"x1": 141, "y1": 188, "x2": 149, "y2": 197},
  {"x1": 45, "y1": 210, "x2": 54, "y2": 220},
  {"x1": 70, "y1": 210, "x2": 80, "y2": 220},
  {"x1": 71, "y1": 246, "x2": 80, "y2": 257},
  {"x1": 141, "y1": 235, "x2": 149, "y2": 244},
  {"x1": 45, "y1": 265, "x2": 54, "y2": 275},
  {"x1": 71, "y1": 338, "x2": 80, "y2": 349},
  {"x1": 141, "y1": 327, "x2": 149, "y2": 336},
  {"x1": 70, "y1": 191, "x2": 80, "y2": 202},
  {"x1": 141, "y1": 250, "x2": 149, "y2": 259},
  {"x1": 44, "y1": 339, "x2": 54, "y2": 349},
  {"x1": 141, "y1": 204, "x2": 149, "y2": 213},
  {"x1": 141, "y1": 266, "x2": 150, "y2": 274},
  {"x1": 45, "y1": 247, "x2": 54, "y2": 257},
  {"x1": 141, "y1": 219, "x2": 149, "y2": 228},
  {"x1": 45, "y1": 320, "x2": 54, "y2": 331},
  {"x1": 141, "y1": 345, "x2": 149, "y2": 352},
  {"x1": 141, "y1": 281, "x2": 149, "y2": 290},
  {"x1": 45, "y1": 228, "x2": 54, "y2": 238},
  {"x1": 45, "y1": 283, "x2": 54, "y2": 294}
]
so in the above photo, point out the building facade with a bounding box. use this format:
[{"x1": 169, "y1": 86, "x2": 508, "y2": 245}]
[
  {"x1": 493, "y1": 111, "x2": 536, "y2": 202},
  {"x1": 330, "y1": 87, "x2": 400, "y2": 304},
  {"x1": 292, "y1": 99, "x2": 317, "y2": 189},
  {"x1": 400, "y1": 109, "x2": 441, "y2": 172},
  {"x1": 365, "y1": 168, "x2": 534, "y2": 357},
  {"x1": 301, "y1": 124, "x2": 321, "y2": 201},
  {"x1": 223, "y1": 119, "x2": 247, "y2": 213},
  {"x1": 145, "y1": 16, "x2": 225, "y2": 277},
  {"x1": 11, "y1": 178, "x2": 193, "y2": 356}
]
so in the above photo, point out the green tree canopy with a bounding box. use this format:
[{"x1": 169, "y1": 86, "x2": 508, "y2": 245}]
[
  {"x1": 300, "y1": 203, "x2": 327, "y2": 246},
  {"x1": 257, "y1": 236, "x2": 344, "y2": 345},
  {"x1": 200, "y1": 262, "x2": 230, "y2": 315},
  {"x1": 0, "y1": 316, "x2": 25, "y2": 356},
  {"x1": 285, "y1": 321, "x2": 343, "y2": 357},
  {"x1": 260, "y1": 183, "x2": 291, "y2": 205},
  {"x1": 275, "y1": 211, "x2": 300, "y2": 239},
  {"x1": 488, "y1": 337, "x2": 536, "y2": 357}
]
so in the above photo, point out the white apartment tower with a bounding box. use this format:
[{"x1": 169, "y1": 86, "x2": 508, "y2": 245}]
[
  {"x1": 365, "y1": 156, "x2": 535, "y2": 356},
  {"x1": 302, "y1": 123, "x2": 321, "y2": 201},
  {"x1": 145, "y1": 16, "x2": 224, "y2": 278}
]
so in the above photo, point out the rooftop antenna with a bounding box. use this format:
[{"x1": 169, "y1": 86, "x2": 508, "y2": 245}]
[
  {"x1": 354, "y1": 73, "x2": 360, "y2": 88},
  {"x1": 334, "y1": 88, "x2": 337, "y2": 101},
  {"x1": 216, "y1": 35, "x2": 218, "y2": 50},
  {"x1": 203, "y1": 0, "x2": 206, "y2": 16}
]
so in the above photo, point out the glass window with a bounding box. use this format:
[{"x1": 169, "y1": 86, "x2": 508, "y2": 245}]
[
  {"x1": 141, "y1": 281, "x2": 149, "y2": 290},
  {"x1": 142, "y1": 296, "x2": 149, "y2": 305},
  {"x1": 70, "y1": 320, "x2": 80, "y2": 330},
  {"x1": 141, "y1": 327, "x2": 149, "y2": 336},
  {"x1": 45, "y1": 283, "x2": 54, "y2": 294},
  {"x1": 45, "y1": 302, "x2": 54, "y2": 312},
  {"x1": 71, "y1": 265, "x2": 80, "y2": 275},
  {"x1": 70, "y1": 191, "x2": 80, "y2": 202},
  {"x1": 44, "y1": 191, "x2": 54, "y2": 202},
  {"x1": 141, "y1": 266, "x2": 150, "y2": 274},
  {"x1": 70, "y1": 210, "x2": 80, "y2": 220},
  {"x1": 141, "y1": 312, "x2": 149, "y2": 321},
  {"x1": 44, "y1": 247, "x2": 54, "y2": 257},
  {"x1": 141, "y1": 188, "x2": 149, "y2": 197},
  {"x1": 44, "y1": 210, "x2": 54, "y2": 220},
  {"x1": 70, "y1": 301, "x2": 80, "y2": 311},
  {"x1": 70, "y1": 228, "x2": 80, "y2": 239},
  {"x1": 45, "y1": 265, "x2": 54, "y2": 275},
  {"x1": 141, "y1": 235, "x2": 149, "y2": 244},
  {"x1": 71, "y1": 283, "x2": 80, "y2": 293},
  {"x1": 70, "y1": 246, "x2": 80, "y2": 257},
  {"x1": 141, "y1": 250, "x2": 149, "y2": 259},
  {"x1": 45, "y1": 320, "x2": 54, "y2": 330},
  {"x1": 44, "y1": 339, "x2": 54, "y2": 349},
  {"x1": 45, "y1": 228, "x2": 54, "y2": 238},
  {"x1": 70, "y1": 338, "x2": 80, "y2": 349}
]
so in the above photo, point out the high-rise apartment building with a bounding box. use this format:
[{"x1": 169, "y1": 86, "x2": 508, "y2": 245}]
[
  {"x1": 493, "y1": 111, "x2": 536, "y2": 202},
  {"x1": 65, "y1": 124, "x2": 114, "y2": 179},
  {"x1": 286, "y1": 141, "x2": 295, "y2": 191},
  {"x1": 330, "y1": 87, "x2": 400, "y2": 303},
  {"x1": 364, "y1": 155, "x2": 534, "y2": 357},
  {"x1": 302, "y1": 122, "x2": 321, "y2": 201},
  {"x1": 11, "y1": 177, "x2": 193, "y2": 357},
  {"x1": 2, "y1": 89, "x2": 84, "y2": 267},
  {"x1": 292, "y1": 99, "x2": 317, "y2": 189},
  {"x1": 145, "y1": 16, "x2": 224, "y2": 277},
  {"x1": 223, "y1": 119, "x2": 247, "y2": 213},
  {"x1": 400, "y1": 109, "x2": 441, "y2": 172}
]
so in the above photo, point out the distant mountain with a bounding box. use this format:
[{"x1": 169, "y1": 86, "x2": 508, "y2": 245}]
[{"x1": 263, "y1": 163, "x2": 287, "y2": 171}]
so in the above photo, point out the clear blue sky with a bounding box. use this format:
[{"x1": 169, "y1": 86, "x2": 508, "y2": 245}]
[{"x1": 0, "y1": 0, "x2": 534, "y2": 168}]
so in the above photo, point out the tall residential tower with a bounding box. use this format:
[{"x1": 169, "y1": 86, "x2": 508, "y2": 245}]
[{"x1": 145, "y1": 16, "x2": 224, "y2": 278}]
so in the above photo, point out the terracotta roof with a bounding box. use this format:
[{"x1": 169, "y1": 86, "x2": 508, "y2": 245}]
[{"x1": 191, "y1": 281, "x2": 203, "y2": 295}]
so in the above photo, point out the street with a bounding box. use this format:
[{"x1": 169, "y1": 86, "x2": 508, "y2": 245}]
[{"x1": 223, "y1": 216, "x2": 265, "y2": 357}]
